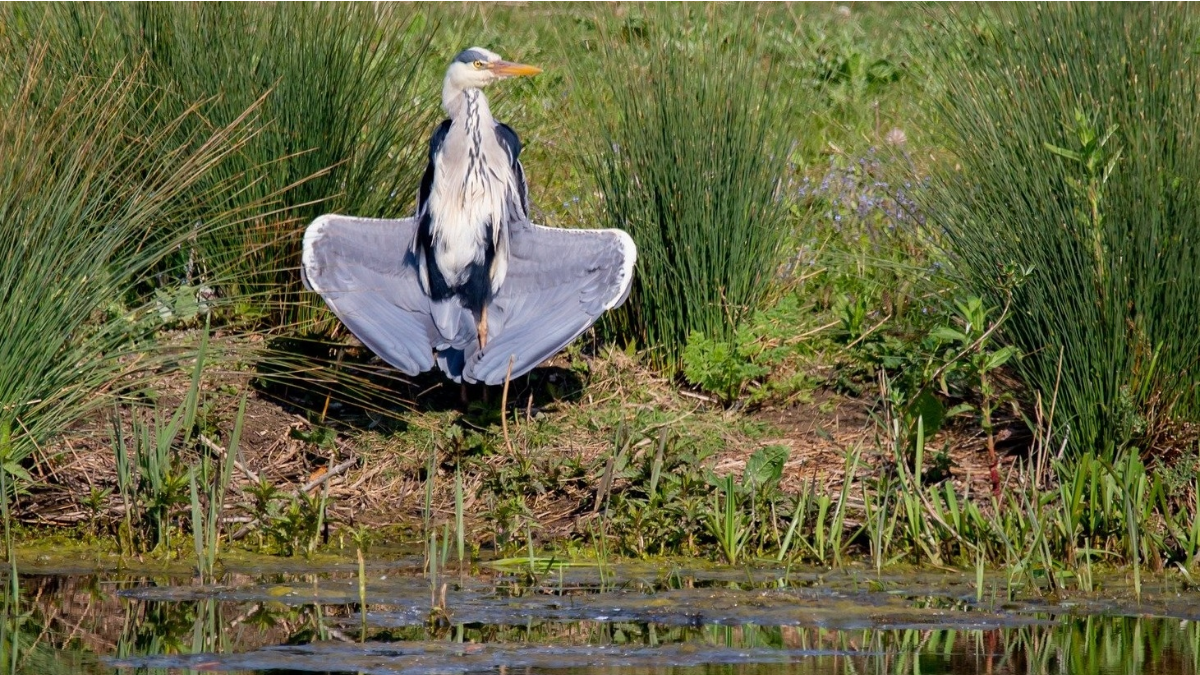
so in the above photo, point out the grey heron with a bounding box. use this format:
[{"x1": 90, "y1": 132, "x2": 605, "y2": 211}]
[{"x1": 301, "y1": 47, "x2": 637, "y2": 386}]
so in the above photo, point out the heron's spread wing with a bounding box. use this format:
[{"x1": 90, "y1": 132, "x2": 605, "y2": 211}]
[
  {"x1": 301, "y1": 214, "x2": 443, "y2": 377},
  {"x1": 463, "y1": 222, "x2": 637, "y2": 385},
  {"x1": 304, "y1": 110, "x2": 636, "y2": 386}
]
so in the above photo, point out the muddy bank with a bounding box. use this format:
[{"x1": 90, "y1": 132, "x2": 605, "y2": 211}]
[{"x1": 16, "y1": 340, "x2": 1014, "y2": 557}]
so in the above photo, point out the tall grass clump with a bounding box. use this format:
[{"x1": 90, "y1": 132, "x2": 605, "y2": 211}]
[
  {"x1": 0, "y1": 49, "x2": 256, "y2": 488},
  {"x1": 584, "y1": 15, "x2": 792, "y2": 371},
  {"x1": 918, "y1": 4, "x2": 1200, "y2": 457},
  {"x1": 32, "y1": 3, "x2": 438, "y2": 327}
]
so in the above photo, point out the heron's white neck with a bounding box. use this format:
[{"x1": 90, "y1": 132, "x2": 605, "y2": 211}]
[
  {"x1": 443, "y1": 83, "x2": 493, "y2": 122},
  {"x1": 427, "y1": 83, "x2": 513, "y2": 294}
]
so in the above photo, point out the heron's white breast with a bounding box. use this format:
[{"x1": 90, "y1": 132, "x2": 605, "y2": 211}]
[{"x1": 427, "y1": 115, "x2": 516, "y2": 288}]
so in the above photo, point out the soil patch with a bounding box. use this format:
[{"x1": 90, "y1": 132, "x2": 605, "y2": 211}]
[{"x1": 21, "y1": 336, "x2": 1029, "y2": 549}]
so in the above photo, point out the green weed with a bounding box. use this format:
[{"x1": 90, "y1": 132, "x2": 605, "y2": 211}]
[
  {"x1": 264, "y1": 490, "x2": 327, "y2": 558},
  {"x1": 682, "y1": 295, "x2": 821, "y2": 406},
  {"x1": 112, "y1": 336, "x2": 210, "y2": 556},
  {"x1": 190, "y1": 393, "x2": 245, "y2": 580},
  {"x1": 705, "y1": 475, "x2": 749, "y2": 566}
]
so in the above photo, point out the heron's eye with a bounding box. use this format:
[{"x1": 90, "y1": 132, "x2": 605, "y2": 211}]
[{"x1": 473, "y1": 60, "x2": 485, "y2": 69}]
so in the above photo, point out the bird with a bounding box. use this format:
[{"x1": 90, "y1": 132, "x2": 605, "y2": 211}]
[{"x1": 301, "y1": 47, "x2": 637, "y2": 386}]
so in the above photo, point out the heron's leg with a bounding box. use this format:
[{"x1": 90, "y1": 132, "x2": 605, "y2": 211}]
[{"x1": 477, "y1": 304, "x2": 489, "y2": 349}]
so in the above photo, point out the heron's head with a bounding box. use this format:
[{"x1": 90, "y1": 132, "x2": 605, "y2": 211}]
[{"x1": 444, "y1": 47, "x2": 541, "y2": 94}]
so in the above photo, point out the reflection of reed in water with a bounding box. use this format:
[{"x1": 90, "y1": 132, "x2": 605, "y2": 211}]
[{"x1": 5, "y1": 570, "x2": 1200, "y2": 675}]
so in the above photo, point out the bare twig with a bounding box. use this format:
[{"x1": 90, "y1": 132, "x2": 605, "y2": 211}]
[
  {"x1": 198, "y1": 433, "x2": 261, "y2": 484},
  {"x1": 501, "y1": 354, "x2": 516, "y2": 454},
  {"x1": 787, "y1": 319, "x2": 841, "y2": 345},
  {"x1": 230, "y1": 456, "x2": 359, "y2": 541},
  {"x1": 845, "y1": 314, "x2": 892, "y2": 350}
]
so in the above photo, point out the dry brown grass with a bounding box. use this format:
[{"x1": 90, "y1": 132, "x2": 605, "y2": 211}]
[{"x1": 20, "y1": 333, "x2": 1023, "y2": 553}]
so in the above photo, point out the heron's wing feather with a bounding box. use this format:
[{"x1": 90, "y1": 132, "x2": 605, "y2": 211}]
[
  {"x1": 301, "y1": 214, "x2": 440, "y2": 376},
  {"x1": 463, "y1": 223, "x2": 637, "y2": 385},
  {"x1": 429, "y1": 298, "x2": 479, "y2": 351}
]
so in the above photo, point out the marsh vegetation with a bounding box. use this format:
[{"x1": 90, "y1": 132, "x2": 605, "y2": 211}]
[{"x1": 0, "y1": 4, "x2": 1198, "y2": 653}]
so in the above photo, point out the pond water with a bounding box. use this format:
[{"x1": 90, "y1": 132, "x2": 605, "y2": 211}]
[{"x1": 3, "y1": 555, "x2": 1198, "y2": 674}]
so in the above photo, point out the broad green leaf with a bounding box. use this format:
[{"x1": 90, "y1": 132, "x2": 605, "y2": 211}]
[
  {"x1": 930, "y1": 326, "x2": 968, "y2": 344},
  {"x1": 984, "y1": 345, "x2": 1019, "y2": 371},
  {"x1": 744, "y1": 444, "x2": 789, "y2": 489},
  {"x1": 909, "y1": 390, "x2": 946, "y2": 437}
]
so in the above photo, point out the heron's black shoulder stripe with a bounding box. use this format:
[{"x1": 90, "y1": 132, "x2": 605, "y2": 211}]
[
  {"x1": 494, "y1": 122, "x2": 522, "y2": 163},
  {"x1": 428, "y1": 119, "x2": 452, "y2": 159},
  {"x1": 417, "y1": 120, "x2": 452, "y2": 217},
  {"x1": 494, "y1": 122, "x2": 529, "y2": 216}
]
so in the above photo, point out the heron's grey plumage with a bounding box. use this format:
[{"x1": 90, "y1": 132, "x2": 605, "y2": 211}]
[
  {"x1": 301, "y1": 47, "x2": 636, "y2": 385},
  {"x1": 303, "y1": 214, "x2": 634, "y2": 384},
  {"x1": 464, "y1": 221, "x2": 635, "y2": 384},
  {"x1": 301, "y1": 215, "x2": 441, "y2": 375}
]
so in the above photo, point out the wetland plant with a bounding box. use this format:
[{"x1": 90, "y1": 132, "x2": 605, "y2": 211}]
[
  {"x1": 266, "y1": 489, "x2": 328, "y2": 558},
  {"x1": 1, "y1": 468, "x2": 14, "y2": 593},
  {"x1": 0, "y1": 49, "x2": 255, "y2": 494},
  {"x1": 586, "y1": 14, "x2": 792, "y2": 371},
  {"x1": 113, "y1": 340, "x2": 209, "y2": 555},
  {"x1": 111, "y1": 333, "x2": 249, "y2": 562},
  {"x1": 455, "y1": 468, "x2": 466, "y2": 566},
  {"x1": 921, "y1": 3, "x2": 1200, "y2": 457},
  {"x1": 190, "y1": 394, "x2": 245, "y2": 581},
  {"x1": 705, "y1": 475, "x2": 749, "y2": 566},
  {"x1": 31, "y1": 3, "x2": 439, "y2": 328},
  {"x1": 351, "y1": 525, "x2": 371, "y2": 640}
]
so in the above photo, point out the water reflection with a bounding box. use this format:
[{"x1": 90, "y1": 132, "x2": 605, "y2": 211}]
[{"x1": 1, "y1": 563, "x2": 1198, "y2": 674}]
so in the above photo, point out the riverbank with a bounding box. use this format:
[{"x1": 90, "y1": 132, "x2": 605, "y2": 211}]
[{"x1": 6, "y1": 333, "x2": 1195, "y2": 594}]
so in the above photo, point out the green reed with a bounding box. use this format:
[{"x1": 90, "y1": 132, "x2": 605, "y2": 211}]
[
  {"x1": 919, "y1": 4, "x2": 1200, "y2": 458},
  {"x1": 0, "y1": 46, "x2": 255, "y2": 494},
  {"x1": 584, "y1": 10, "x2": 793, "y2": 371},
  {"x1": 28, "y1": 3, "x2": 438, "y2": 329}
]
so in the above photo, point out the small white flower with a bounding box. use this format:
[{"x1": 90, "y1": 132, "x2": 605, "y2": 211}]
[{"x1": 885, "y1": 128, "x2": 907, "y2": 147}]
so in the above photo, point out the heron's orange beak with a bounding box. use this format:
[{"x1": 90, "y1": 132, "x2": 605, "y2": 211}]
[{"x1": 491, "y1": 60, "x2": 542, "y2": 78}]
